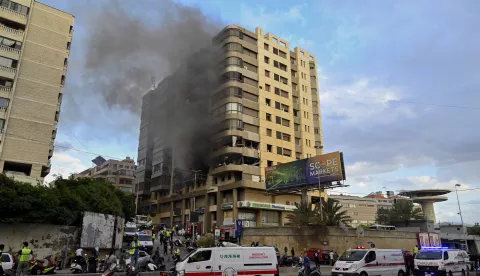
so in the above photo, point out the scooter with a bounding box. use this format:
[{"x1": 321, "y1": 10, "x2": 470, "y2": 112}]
[
  {"x1": 186, "y1": 246, "x2": 195, "y2": 253},
  {"x1": 70, "y1": 255, "x2": 87, "y2": 274},
  {"x1": 125, "y1": 264, "x2": 140, "y2": 276},
  {"x1": 101, "y1": 260, "x2": 119, "y2": 276},
  {"x1": 29, "y1": 255, "x2": 56, "y2": 275}
]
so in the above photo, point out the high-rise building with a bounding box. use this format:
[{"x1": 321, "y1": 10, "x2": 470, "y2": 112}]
[
  {"x1": 0, "y1": 0, "x2": 74, "y2": 184},
  {"x1": 136, "y1": 25, "x2": 324, "y2": 233},
  {"x1": 73, "y1": 156, "x2": 136, "y2": 193}
]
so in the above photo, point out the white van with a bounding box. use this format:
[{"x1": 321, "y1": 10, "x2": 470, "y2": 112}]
[
  {"x1": 176, "y1": 247, "x2": 279, "y2": 276},
  {"x1": 414, "y1": 247, "x2": 469, "y2": 276},
  {"x1": 332, "y1": 248, "x2": 405, "y2": 276},
  {"x1": 136, "y1": 231, "x2": 153, "y2": 253}
]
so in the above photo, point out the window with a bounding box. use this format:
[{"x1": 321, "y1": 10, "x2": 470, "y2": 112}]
[
  {"x1": 224, "y1": 57, "x2": 243, "y2": 67},
  {"x1": 189, "y1": 250, "x2": 212, "y2": 263},
  {"x1": 314, "y1": 127, "x2": 319, "y2": 134},
  {"x1": 282, "y1": 118, "x2": 290, "y2": 127},
  {"x1": 264, "y1": 43, "x2": 269, "y2": 50},
  {"x1": 223, "y1": 42, "x2": 243, "y2": 53},
  {"x1": 283, "y1": 148, "x2": 291, "y2": 157},
  {"x1": 275, "y1": 116, "x2": 281, "y2": 124},
  {"x1": 293, "y1": 110, "x2": 298, "y2": 117},
  {"x1": 295, "y1": 138, "x2": 300, "y2": 145},
  {"x1": 265, "y1": 70, "x2": 270, "y2": 78},
  {"x1": 276, "y1": 131, "x2": 282, "y2": 139},
  {"x1": 273, "y1": 48, "x2": 278, "y2": 55},
  {"x1": 280, "y1": 76, "x2": 288, "y2": 84},
  {"x1": 67, "y1": 41, "x2": 71, "y2": 50},
  {"x1": 222, "y1": 72, "x2": 243, "y2": 83},
  {"x1": 275, "y1": 101, "x2": 281, "y2": 110},
  {"x1": 211, "y1": 102, "x2": 243, "y2": 117},
  {"x1": 0, "y1": 97, "x2": 8, "y2": 110},
  {"x1": 265, "y1": 84, "x2": 271, "y2": 92},
  {"x1": 266, "y1": 128, "x2": 272, "y2": 136},
  {"x1": 1, "y1": 253, "x2": 11, "y2": 262},
  {"x1": 267, "y1": 144, "x2": 272, "y2": 152},
  {"x1": 266, "y1": 113, "x2": 272, "y2": 121},
  {"x1": 265, "y1": 98, "x2": 271, "y2": 106},
  {"x1": 276, "y1": 147, "x2": 282, "y2": 155},
  {"x1": 264, "y1": 56, "x2": 270, "y2": 64},
  {"x1": 0, "y1": 56, "x2": 15, "y2": 68},
  {"x1": 294, "y1": 124, "x2": 299, "y2": 131},
  {"x1": 267, "y1": 160, "x2": 273, "y2": 167},
  {"x1": 274, "y1": 74, "x2": 279, "y2": 81},
  {"x1": 282, "y1": 133, "x2": 291, "y2": 142},
  {"x1": 0, "y1": 36, "x2": 21, "y2": 50}
]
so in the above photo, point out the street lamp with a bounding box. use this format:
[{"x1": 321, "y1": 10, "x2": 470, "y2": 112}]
[{"x1": 454, "y1": 184, "x2": 468, "y2": 250}]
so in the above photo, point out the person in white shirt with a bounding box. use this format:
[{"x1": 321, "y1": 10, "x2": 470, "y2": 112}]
[
  {"x1": 329, "y1": 251, "x2": 334, "y2": 266},
  {"x1": 76, "y1": 248, "x2": 83, "y2": 257}
]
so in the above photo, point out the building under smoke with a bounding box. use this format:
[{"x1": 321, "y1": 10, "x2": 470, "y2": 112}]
[{"x1": 136, "y1": 25, "x2": 324, "y2": 234}]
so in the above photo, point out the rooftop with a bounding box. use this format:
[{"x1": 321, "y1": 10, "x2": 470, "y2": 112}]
[{"x1": 398, "y1": 189, "x2": 451, "y2": 197}]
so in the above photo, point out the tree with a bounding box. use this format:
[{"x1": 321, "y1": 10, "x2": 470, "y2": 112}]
[
  {"x1": 375, "y1": 200, "x2": 424, "y2": 227},
  {"x1": 0, "y1": 174, "x2": 135, "y2": 225},
  {"x1": 321, "y1": 198, "x2": 352, "y2": 227},
  {"x1": 286, "y1": 202, "x2": 320, "y2": 226},
  {"x1": 286, "y1": 198, "x2": 352, "y2": 227}
]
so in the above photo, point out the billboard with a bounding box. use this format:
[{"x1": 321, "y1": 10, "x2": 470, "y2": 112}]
[
  {"x1": 417, "y1": 232, "x2": 441, "y2": 248},
  {"x1": 265, "y1": 151, "x2": 346, "y2": 191}
]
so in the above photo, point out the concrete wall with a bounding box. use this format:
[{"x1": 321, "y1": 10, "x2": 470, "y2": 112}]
[
  {"x1": 0, "y1": 223, "x2": 78, "y2": 258},
  {"x1": 241, "y1": 226, "x2": 418, "y2": 254}
]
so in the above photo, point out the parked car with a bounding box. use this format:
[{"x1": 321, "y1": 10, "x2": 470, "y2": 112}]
[
  {"x1": 2, "y1": 252, "x2": 14, "y2": 270},
  {"x1": 304, "y1": 248, "x2": 331, "y2": 264}
]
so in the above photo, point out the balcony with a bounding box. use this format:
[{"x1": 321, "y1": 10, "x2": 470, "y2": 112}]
[
  {"x1": 150, "y1": 183, "x2": 170, "y2": 192},
  {"x1": 0, "y1": 45, "x2": 19, "y2": 60},
  {"x1": 0, "y1": 24, "x2": 24, "y2": 41},
  {"x1": 0, "y1": 6, "x2": 27, "y2": 25},
  {"x1": 210, "y1": 164, "x2": 260, "y2": 176},
  {"x1": 211, "y1": 146, "x2": 260, "y2": 159},
  {"x1": 0, "y1": 106, "x2": 6, "y2": 119},
  {"x1": 0, "y1": 65, "x2": 16, "y2": 79}
]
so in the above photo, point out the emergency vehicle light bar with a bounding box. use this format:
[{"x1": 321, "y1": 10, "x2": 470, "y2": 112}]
[{"x1": 421, "y1": 246, "x2": 450, "y2": 249}]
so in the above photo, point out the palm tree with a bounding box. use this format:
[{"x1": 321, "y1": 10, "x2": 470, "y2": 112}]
[
  {"x1": 390, "y1": 200, "x2": 424, "y2": 227},
  {"x1": 321, "y1": 198, "x2": 352, "y2": 227},
  {"x1": 286, "y1": 202, "x2": 320, "y2": 226}
]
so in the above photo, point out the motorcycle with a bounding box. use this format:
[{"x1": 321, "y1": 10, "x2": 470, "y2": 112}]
[
  {"x1": 70, "y1": 255, "x2": 87, "y2": 274},
  {"x1": 125, "y1": 264, "x2": 140, "y2": 276},
  {"x1": 101, "y1": 260, "x2": 119, "y2": 276},
  {"x1": 29, "y1": 255, "x2": 56, "y2": 275},
  {"x1": 298, "y1": 266, "x2": 322, "y2": 276},
  {"x1": 186, "y1": 246, "x2": 195, "y2": 254},
  {"x1": 173, "y1": 240, "x2": 182, "y2": 247}
]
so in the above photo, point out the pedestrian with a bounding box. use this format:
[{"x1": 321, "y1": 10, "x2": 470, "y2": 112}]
[
  {"x1": 413, "y1": 245, "x2": 419, "y2": 257},
  {"x1": 405, "y1": 251, "x2": 414, "y2": 275},
  {"x1": 255, "y1": 241, "x2": 259, "y2": 247},
  {"x1": 17, "y1": 241, "x2": 33, "y2": 276},
  {"x1": 291, "y1": 247, "x2": 295, "y2": 258},
  {"x1": 0, "y1": 244, "x2": 5, "y2": 276},
  {"x1": 75, "y1": 246, "x2": 83, "y2": 257},
  {"x1": 152, "y1": 232, "x2": 156, "y2": 243},
  {"x1": 163, "y1": 241, "x2": 168, "y2": 256},
  {"x1": 303, "y1": 253, "x2": 311, "y2": 276},
  {"x1": 314, "y1": 250, "x2": 320, "y2": 268},
  {"x1": 251, "y1": 242, "x2": 255, "y2": 247},
  {"x1": 284, "y1": 246, "x2": 288, "y2": 256},
  {"x1": 129, "y1": 234, "x2": 141, "y2": 268},
  {"x1": 329, "y1": 250, "x2": 334, "y2": 266},
  {"x1": 105, "y1": 250, "x2": 117, "y2": 269}
]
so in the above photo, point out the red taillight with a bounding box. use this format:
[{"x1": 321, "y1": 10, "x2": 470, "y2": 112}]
[{"x1": 276, "y1": 264, "x2": 279, "y2": 273}]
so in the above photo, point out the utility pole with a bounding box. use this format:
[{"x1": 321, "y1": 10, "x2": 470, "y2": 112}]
[
  {"x1": 318, "y1": 175, "x2": 323, "y2": 222},
  {"x1": 455, "y1": 184, "x2": 468, "y2": 250}
]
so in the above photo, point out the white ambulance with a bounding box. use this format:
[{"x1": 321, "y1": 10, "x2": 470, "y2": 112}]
[
  {"x1": 414, "y1": 247, "x2": 469, "y2": 276},
  {"x1": 176, "y1": 247, "x2": 279, "y2": 276},
  {"x1": 331, "y1": 248, "x2": 406, "y2": 276}
]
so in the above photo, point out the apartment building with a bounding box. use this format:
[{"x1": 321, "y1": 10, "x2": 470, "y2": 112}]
[
  {"x1": 136, "y1": 25, "x2": 324, "y2": 233},
  {"x1": 74, "y1": 156, "x2": 136, "y2": 193},
  {"x1": 331, "y1": 191, "x2": 411, "y2": 228},
  {"x1": 0, "y1": 0, "x2": 74, "y2": 184}
]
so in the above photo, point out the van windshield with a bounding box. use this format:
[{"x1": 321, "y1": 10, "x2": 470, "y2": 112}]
[
  {"x1": 138, "y1": 235, "x2": 152, "y2": 241},
  {"x1": 125, "y1": 227, "x2": 137, "y2": 233},
  {"x1": 416, "y1": 251, "x2": 442, "y2": 260},
  {"x1": 339, "y1": 250, "x2": 367, "y2": 261}
]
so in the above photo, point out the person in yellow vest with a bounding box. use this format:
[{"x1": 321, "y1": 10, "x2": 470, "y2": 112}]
[
  {"x1": 166, "y1": 230, "x2": 171, "y2": 242},
  {"x1": 413, "y1": 245, "x2": 419, "y2": 257},
  {"x1": 17, "y1": 241, "x2": 33, "y2": 276},
  {"x1": 0, "y1": 244, "x2": 5, "y2": 276},
  {"x1": 130, "y1": 235, "x2": 141, "y2": 268},
  {"x1": 152, "y1": 232, "x2": 156, "y2": 243}
]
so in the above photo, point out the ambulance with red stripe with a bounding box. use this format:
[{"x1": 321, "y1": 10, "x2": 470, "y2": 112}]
[
  {"x1": 414, "y1": 247, "x2": 469, "y2": 276},
  {"x1": 176, "y1": 247, "x2": 279, "y2": 276},
  {"x1": 331, "y1": 248, "x2": 406, "y2": 276}
]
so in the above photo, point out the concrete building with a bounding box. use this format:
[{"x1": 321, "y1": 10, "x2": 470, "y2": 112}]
[
  {"x1": 136, "y1": 25, "x2": 325, "y2": 233},
  {"x1": 398, "y1": 189, "x2": 450, "y2": 222},
  {"x1": 330, "y1": 191, "x2": 411, "y2": 228},
  {"x1": 0, "y1": 0, "x2": 74, "y2": 184},
  {"x1": 74, "y1": 156, "x2": 136, "y2": 193}
]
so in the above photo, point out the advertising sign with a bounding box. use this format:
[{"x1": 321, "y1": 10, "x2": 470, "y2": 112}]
[
  {"x1": 265, "y1": 152, "x2": 346, "y2": 191},
  {"x1": 417, "y1": 232, "x2": 430, "y2": 248},
  {"x1": 235, "y1": 220, "x2": 243, "y2": 237},
  {"x1": 221, "y1": 202, "x2": 234, "y2": 210},
  {"x1": 237, "y1": 201, "x2": 296, "y2": 212},
  {"x1": 428, "y1": 233, "x2": 440, "y2": 247}
]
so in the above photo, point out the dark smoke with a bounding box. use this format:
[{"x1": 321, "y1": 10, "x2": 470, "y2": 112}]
[{"x1": 83, "y1": 0, "x2": 223, "y2": 170}]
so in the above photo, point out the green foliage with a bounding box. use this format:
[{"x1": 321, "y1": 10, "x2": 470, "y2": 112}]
[
  {"x1": 0, "y1": 174, "x2": 135, "y2": 225},
  {"x1": 467, "y1": 226, "x2": 480, "y2": 235},
  {"x1": 197, "y1": 233, "x2": 214, "y2": 247},
  {"x1": 376, "y1": 200, "x2": 424, "y2": 226},
  {"x1": 286, "y1": 198, "x2": 352, "y2": 227}
]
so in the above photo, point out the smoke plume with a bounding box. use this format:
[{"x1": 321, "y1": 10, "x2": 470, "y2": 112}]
[{"x1": 83, "y1": 0, "x2": 223, "y2": 171}]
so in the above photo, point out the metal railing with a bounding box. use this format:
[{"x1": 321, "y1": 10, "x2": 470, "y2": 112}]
[
  {"x1": 0, "y1": 24, "x2": 24, "y2": 36},
  {"x1": 0, "y1": 6, "x2": 27, "y2": 18},
  {"x1": 0, "y1": 64, "x2": 16, "y2": 73},
  {"x1": 0, "y1": 85, "x2": 12, "y2": 92},
  {"x1": 0, "y1": 44, "x2": 20, "y2": 54}
]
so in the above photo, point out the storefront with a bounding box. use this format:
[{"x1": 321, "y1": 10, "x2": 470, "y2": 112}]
[{"x1": 237, "y1": 201, "x2": 296, "y2": 226}]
